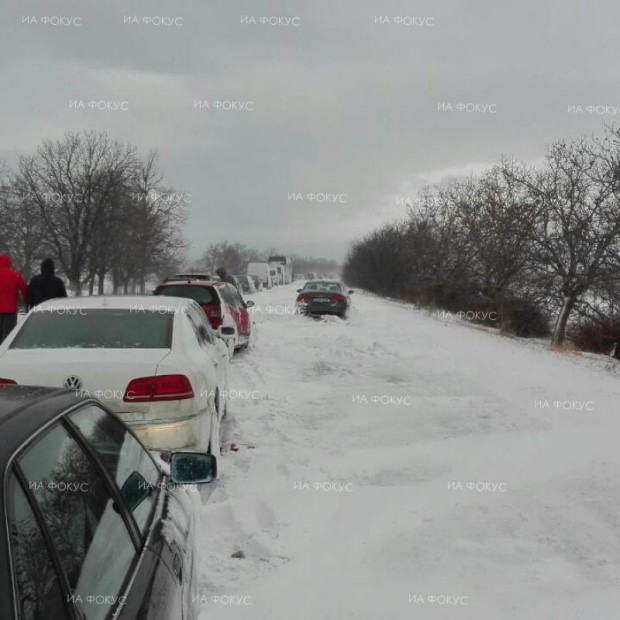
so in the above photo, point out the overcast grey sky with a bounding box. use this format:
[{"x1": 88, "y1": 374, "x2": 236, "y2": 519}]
[{"x1": 2, "y1": 0, "x2": 619, "y2": 261}]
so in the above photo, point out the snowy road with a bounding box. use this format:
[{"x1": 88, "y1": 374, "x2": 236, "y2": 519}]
[{"x1": 196, "y1": 284, "x2": 620, "y2": 620}]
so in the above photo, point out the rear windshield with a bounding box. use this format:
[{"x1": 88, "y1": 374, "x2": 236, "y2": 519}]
[
  {"x1": 10, "y1": 309, "x2": 173, "y2": 349},
  {"x1": 155, "y1": 284, "x2": 217, "y2": 305},
  {"x1": 304, "y1": 282, "x2": 343, "y2": 292}
]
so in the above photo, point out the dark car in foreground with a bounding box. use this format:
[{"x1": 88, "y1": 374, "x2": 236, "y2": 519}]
[
  {"x1": 295, "y1": 280, "x2": 354, "y2": 318},
  {"x1": 0, "y1": 385, "x2": 216, "y2": 620}
]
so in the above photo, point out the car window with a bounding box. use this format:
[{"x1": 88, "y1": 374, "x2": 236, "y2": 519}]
[
  {"x1": 155, "y1": 284, "x2": 216, "y2": 305},
  {"x1": 185, "y1": 310, "x2": 209, "y2": 346},
  {"x1": 187, "y1": 307, "x2": 216, "y2": 344},
  {"x1": 218, "y1": 285, "x2": 235, "y2": 307},
  {"x1": 303, "y1": 282, "x2": 341, "y2": 293},
  {"x1": 7, "y1": 474, "x2": 70, "y2": 620},
  {"x1": 10, "y1": 309, "x2": 173, "y2": 349},
  {"x1": 185, "y1": 311, "x2": 202, "y2": 342},
  {"x1": 230, "y1": 288, "x2": 245, "y2": 308},
  {"x1": 69, "y1": 405, "x2": 161, "y2": 536},
  {"x1": 18, "y1": 423, "x2": 136, "y2": 620},
  {"x1": 236, "y1": 277, "x2": 250, "y2": 293}
]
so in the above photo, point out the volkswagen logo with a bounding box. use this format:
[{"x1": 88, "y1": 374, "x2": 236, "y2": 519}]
[{"x1": 64, "y1": 376, "x2": 82, "y2": 390}]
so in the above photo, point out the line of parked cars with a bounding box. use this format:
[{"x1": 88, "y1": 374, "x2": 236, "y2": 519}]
[
  {"x1": 0, "y1": 269, "x2": 354, "y2": 618},
  {"x1": 245, "y1": 261, "x2": 291, "y2": 289},
  {"x1": 0, "y1": 270, "x2": 266, "y2": 618},
  {"x1": 154, "y1": 275, "x2": 255, "y2": 360}
]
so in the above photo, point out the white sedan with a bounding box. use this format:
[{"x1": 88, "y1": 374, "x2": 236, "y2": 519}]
[{"x1": 0, "y1": 296, "x2": 230, "y2": 454}]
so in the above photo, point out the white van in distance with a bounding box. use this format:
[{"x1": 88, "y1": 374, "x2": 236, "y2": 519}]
[{"x1": 247, "y1": 262, "x2": 272, "y2": 289}]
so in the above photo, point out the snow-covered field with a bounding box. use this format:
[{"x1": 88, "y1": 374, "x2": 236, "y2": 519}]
[{"x1": 196, "y1": 283, "x2": 620, "y2": 620}]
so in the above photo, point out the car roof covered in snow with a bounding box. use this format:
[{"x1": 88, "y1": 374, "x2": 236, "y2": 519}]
[
  {"x1": 33, "y1": 295, "x2": 197, "y2": 312},
  {"x1": 0, "y1": 385, "x2": 85, "y2": 469},
  {"x1": 157, "y1": 279, "x2": 233, "y2": 289},
  {"x1": 304, "y1": 280, "x2": 343, "y2": 286},
  {"x1": 0, "y1": 385, "x2": 94, "y2": 618}
]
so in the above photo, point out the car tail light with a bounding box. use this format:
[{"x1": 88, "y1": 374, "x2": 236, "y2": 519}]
[
  {"x1": 330, "y1": 294, "x2": 346, "y2": 303},
  {"x1": 0, "y1": 378, "x2": 16, "y2": 385},
  {"x1": 297, "y1": 294, "x2": 311, "y2": 302},
  {"x1": 203, "y1": 305, "x2": 223, "y2": 329},
  {"x1": 124, "y1": 374, "x2": 194, "y2": 402}
]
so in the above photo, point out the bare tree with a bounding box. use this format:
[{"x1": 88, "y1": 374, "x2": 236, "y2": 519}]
[
  {"x1": 0, "y1": 166, "x2": 48, "y2": 278},
  {"x1": 454, "y1": 164, "x2": 537, "y2": 299},
  {"x1": 502, "y1": 133, "x2": 620, "y2": 344},
  {"x1": 198, "y1": 241, "x2": 256, "y2": 275},
  {"x1": 104, "y1": 153, "x2": 187, "y2": 294},
  {"x1": 17, "y1": 131, "x2": 139, "y2": 294}
]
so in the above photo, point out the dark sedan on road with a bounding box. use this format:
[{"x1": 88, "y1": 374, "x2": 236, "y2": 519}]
[
  {"x1": 295, "y1": 280, "x2": 354, "y2": 319},
  {"x1": 0, "y1": 385, "x2": 216, "y2": 620}
]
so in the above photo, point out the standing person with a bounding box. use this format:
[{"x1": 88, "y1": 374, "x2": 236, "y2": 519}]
[
  {"x1": 27, "y1": 258, "x2": 68, "y2": 309},
  {"x1": 215, "y1": 267, "x2": 243, "y2": 295},
  {"x1": 0, "y1": 254, "x2": 27, "y2": 343}
]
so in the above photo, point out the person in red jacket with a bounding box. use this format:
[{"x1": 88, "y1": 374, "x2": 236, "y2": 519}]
[{"x1": 0, "y1": 254, "x2": 28, "y2": 343}]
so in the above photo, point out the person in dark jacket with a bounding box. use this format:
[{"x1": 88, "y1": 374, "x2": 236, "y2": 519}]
[
  {"x1": 215, "y1": 267, "x2": 243, "y2": 295},
  {"x1": 0, "y1": 254, "x2": 28, "y2": 343},
  {"x1": 27, "y1": 258, "x2": 67, "y2": 309}
]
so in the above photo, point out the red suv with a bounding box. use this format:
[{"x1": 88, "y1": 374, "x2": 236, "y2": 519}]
[{"x1": 154, "y1": 279, "x2": 254, "y2": 354}]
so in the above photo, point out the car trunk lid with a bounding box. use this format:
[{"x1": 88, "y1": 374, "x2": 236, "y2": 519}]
[{"x1": 0, "y1": 348, "x2": 172, "y2": 415}]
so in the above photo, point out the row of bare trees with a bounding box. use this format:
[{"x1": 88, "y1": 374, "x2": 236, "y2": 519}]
[
  {"x1": 344, "y1": 127, "x2": 620, "y2": 345},
  {"x1": 190, "y1": 240, "x2": 340, "y2": 277},
  {"x1": 0, "y1": 130, "x2": 186, "y2": 294}
]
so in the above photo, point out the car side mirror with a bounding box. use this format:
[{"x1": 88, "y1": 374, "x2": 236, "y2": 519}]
[
  {"x1": 220, "y1": 326, "x2": 235, "y2": 336},
  {"x1": 296, "y1": 289, "x2": 302, "y2": 293},
  {"x1": 245, "y1": 300, "x2": 255, "y2": 308},
  {"x1": 348, "y1": 290, "x2": 354, "y2": 294},
  {"x1": 170, "y1": 452, "x2": 217, "y2": 484}
]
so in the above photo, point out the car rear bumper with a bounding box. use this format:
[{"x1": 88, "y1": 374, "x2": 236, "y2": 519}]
[
  {"x1": 119, "y1": 411, "x2": 203, "y2": 451},
  {"x1": 234, "y1": 331, "x2": 250, "y2": 347},
  {"x1": 297, "y1": 302, "x2": 347, "y2": 315}
]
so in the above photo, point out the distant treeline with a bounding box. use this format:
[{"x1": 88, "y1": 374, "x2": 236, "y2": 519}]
[
  {"x1": 344, "y1": 127, "x2": 620, "y2": 349},
  {"x1": 0, "y1": 130, "x2": 340, "y2": 296},
  {"x1": 0, "y1": 130, "x2": 186, "y2": 294}
]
